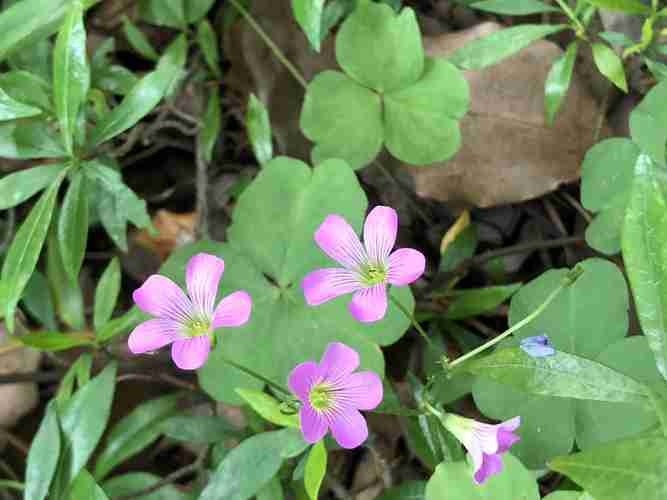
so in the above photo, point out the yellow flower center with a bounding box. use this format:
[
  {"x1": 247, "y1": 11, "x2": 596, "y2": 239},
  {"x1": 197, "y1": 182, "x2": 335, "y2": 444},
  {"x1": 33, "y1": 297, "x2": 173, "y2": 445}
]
[
  {"x1": 309, "y1": 383, "x2": 334, "y2": 411},
  {"x1": 185, "y1": 319, "x2": 210, "y2": 337},
  {"x1": 361, "y1": 263, "x2": 386, "y2": 286}
]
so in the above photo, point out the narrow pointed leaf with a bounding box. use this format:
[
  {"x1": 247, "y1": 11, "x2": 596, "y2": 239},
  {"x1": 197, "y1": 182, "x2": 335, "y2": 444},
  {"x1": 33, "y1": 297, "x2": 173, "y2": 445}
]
[
  {"x1": 246, "y1": 93, "x2": 273, "y2": 166},
  {"x1": 545, "y1": 41, "x2": 578, "y2": 125},
  {"x1": 292, "y1": 0, "x2": 325, "y2": 51},
  {"x1": 94, "y1": 258, "x2": 121, "y2": 332},
  {"x1": 197, "y1": 19, "x2": 222, "y2": 78},
  {"x1": 0, "y1": 163, "x2": 67, "y2": 210},
  {"x1": 24, "y1": 401, "x2": 61, "y2": 500},
  {"x1": 58, "y1": 171, "x2": 89, "y2": 280},
  {"x1": 592, "y1": 42, "x2": 627, "y2": 92},
  {"x1": 121, "y1": 15, "x2": 158, "y2": 61},
  {"x1": 304, "y1": 441, "x2": 327, "y2": 500}
]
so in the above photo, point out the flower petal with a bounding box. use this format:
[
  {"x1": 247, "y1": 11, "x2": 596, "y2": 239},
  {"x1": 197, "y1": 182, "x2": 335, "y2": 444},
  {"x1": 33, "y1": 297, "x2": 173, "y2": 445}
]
[
  {"x1": 133, "y1": 275, "x2": 193, "y2": 322},
  {"x1": 336, "y1": 371, "x2": 383, "y2": 410},
  {"x1": 348, "y1": 283, "x2": 387, "y2": 322},
  {"x1": 318, "y1": 342, "x2": 359, "y2": 383},
  {"x1": 473, "y1": 453, "x2": 503, "y2": 485},
  {"x1": 386, "y1": 248, "x2": 425, "y2": 286},
  {"x1": 329, "y1": 407, "x2": 368, "y2": 449},
  {"x1": 497, "y1": 416, "x2": 521, "y2": 452},
  {"x1": 299, "y1": 404, "x2": 329, "y2": 444},
  {"x1": 314, "y1": 214, "x2": 367, "y2": 270},
  {"x1": 128, "y1": 319, "x2": 181, "y2": 354},
  {"x1": 211, "y1": 291, "x2": 252, "y2": 328},
  {"x1": 288, "y1": 361, "x2": 321, "y2": 401},
  {"x1": 171, "y1": 336, "x2": 211, "y2": 370},
  {"x1": 301, "y1": 268, "x2": 362, "y2": 306},
  {"x1": 363, "y1": 206, "x2": 397, "y2": 265},
  {"x1": 520, "y1": 335, "x2": 555, "y2": 358},
  {"x1": 186, "y1": 253, "x2": 225, "y2": 317}
]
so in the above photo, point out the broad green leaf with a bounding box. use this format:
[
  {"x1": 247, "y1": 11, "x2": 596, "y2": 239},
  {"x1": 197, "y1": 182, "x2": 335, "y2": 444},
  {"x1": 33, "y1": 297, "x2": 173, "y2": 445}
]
[
  {"x1": 0, "y1": 70, "x2": 51, "y2": 111},
  {"x1": 335, "y1": 2, "x2": 423, "y2": 92},
  {"x1": 159, "y1": 415, "x2": 238, "y2": 443},
  {"x1": 0, "y1": 163, "x2": 67, "y2": 210},
  {"x1": 543, "y1": 492, "x2": 592, "y2": 500},
  {"x1": 0, "y1": 118, "x2": 66, "y2": 159},
  {"x1": 301, "y1": 70, "x2": 383, "y2": 169},
  {"x1": 256, "y1": 476, "x2": 284, "y2": 500},
  {"x1": 58, "y1": 171, "x2": 89, "y2": 280},
  {"x1": 102, "y1": 472, "x2": 192, "y2": 500},
  {"x1": 24, "y1": 401, "x2": 61, "y2": 500},
  {"x1": 69, "y1": 470, "x2": 109, "y2": 500},
  {"x1": 197, "y1": 19, "x2": 221, "y2": 78},
  {"x1": 236, "y1": 388, "x2": 299, "y2": 428},
  {"x1": 622, "y1": 154, "x2": 667, "y2": 379},
  {"x1": 585, "y1": 204, "x2": 625, "y2": 255},
  {"x1": 292, "y1": 0, "x2": 325, "y2": 51},
  {"x1": 444, "y1": 283, "x2": 521, "y2": 320},
  {"x1": 59, "y1": 362, "x2": 117, "y2": 483},
  {"x1": 56, "y1": 352, "x2": 93, "y2": 409},
  {"x1": 139, "y1": 0, "x2": 186, "y2": 29},
  {"x1": 246, "y1": 93, "x2": 273, "y2": 166},
  {"x1": 377, "y1": 480, "x2": 426, "y2": 500},
  {"x1": 599, "y1": 31, "x2": 635, "y2": 47},
  {"x1": 549, "y1": 437, "x2": 667, "y2": 500},
  {"x1": 0, "y1": 86, "x2": 41, "y2": 120},
  {"x1": 17, "y1": 330, "x2": 92, "y2": 351},
  {"x1": 199, "y1": 428, "x2": 309, "y2": 500},
  {"x1": 384, "y1": 58, "x2": 468, "y2": 165},
  {"x1": 629, "y1": 80, "x2": 667, "y2": 166},
  {"x1": 22, "y1": 270, "x2": 57, "y2": 329},
  {"x1": 94, "y1": 394, "x2": 181, "y2": 480},
  {"x1": 90, "y1": 38, "x2": 139, "y2": 96},
  {"x1": 94, "y1": 258, "x2": 121, "y2": 332},
  {"x1": 582, "y1": 0, "x2": 651, "y2": 13},
  {"x1": 591, "y1": 42, "x2": 627, "y2": 92},
  {"x1": 199, "y1": 87, "x2": 221, "y2": 163},
  {"x1": 88, "y1": 34, "x2": 187, "y2": 147},
  {"x1": 46, "y1": 227, "x2": 85, "y2": 330},
  {"x1": 0, "y1": 170, "x2": 66, "y2": 331},
  {"x1": 185, "y1": 0, "x2": 216, "y2": 23},
  {"x1": 425, "y1": 453, "x2": 539, "y2": 500},
  {"x1": 97, "y1": 307, "x2": 144, "y2": 343},
  {"x1": 645, "y1": 58, "x2": 667, "y2": 82},
  {"x1": 157, "y1": 157, "x2": 412, "y2": 403},
  {"x1": 448, "y1": 24, "x2": 566, "y2": 70},
  {"x1": 53, "y1": 0, "x2": 89, "y2": 155},
  {"x1": 122, "y1": 15, "x2": 159, "y2": 61},
  {"x1": 7, "y1": 37, "x2": 51, "y2": 83},
  {"x1": 471, "y1": 0, "x2": 558, "y2": 14},
  {"x1": 304, "y1": 441, "x2": 327, "y2": 500},
  {"x1": 545, "y1": 41, "x2": 578, "y2": 125}
]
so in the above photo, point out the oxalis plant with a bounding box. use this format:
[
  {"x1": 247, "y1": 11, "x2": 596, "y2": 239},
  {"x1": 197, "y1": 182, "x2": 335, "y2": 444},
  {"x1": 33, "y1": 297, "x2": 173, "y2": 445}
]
[{"x1": 0, "y1": 0, "x2": 665, "y2": 499}]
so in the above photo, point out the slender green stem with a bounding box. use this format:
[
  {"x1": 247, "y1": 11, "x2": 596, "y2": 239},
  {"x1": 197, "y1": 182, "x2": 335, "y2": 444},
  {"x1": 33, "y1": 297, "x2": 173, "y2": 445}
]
[
  {"x1": 389, "y1": 293, "x2": 432, "y2": 346},
  {"x1": 221, "y1": 356, "x2": 292, "y2": 396},
  {"x1": 0, "y1": 480, "x2": 24, "y2": 491},
  {"x1": 554, "y1": 0, "x2": 586, "y2": 35},
  {"x1": 229, "y1": 0, "x2": 308, "y2": 89},
  {"x1": 448, "y1": 266, "x2": 583, "y2": 369}
]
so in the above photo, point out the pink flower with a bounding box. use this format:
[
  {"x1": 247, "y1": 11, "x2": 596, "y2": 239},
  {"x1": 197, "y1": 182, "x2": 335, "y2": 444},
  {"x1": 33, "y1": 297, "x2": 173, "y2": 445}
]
[
  {"x1": 442, "y1": 413, "x2": 521, "y2": 484},
  {"x1": 288, "y1": 342, "x2": 383, "y2": 449},
  {"x1": 128, "y1": 253, "x2": 252, "y2": 370},
  {"x1": 301, "y1": 206, "x2": 425, "y2": 322}
]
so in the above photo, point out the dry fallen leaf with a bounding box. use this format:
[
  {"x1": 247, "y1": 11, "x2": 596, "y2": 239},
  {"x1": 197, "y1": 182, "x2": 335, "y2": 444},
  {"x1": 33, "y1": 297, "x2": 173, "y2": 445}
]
[{"x1": 133, "y1": 209, "x2": 197, "y2": 261}]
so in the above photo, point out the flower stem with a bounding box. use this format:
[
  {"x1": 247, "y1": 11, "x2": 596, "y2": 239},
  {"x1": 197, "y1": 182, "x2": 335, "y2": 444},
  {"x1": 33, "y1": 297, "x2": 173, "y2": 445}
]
[
  {"x1": 228, "y1": 0, "x2": 308, "y2": 89},
  {"x1": 220, "y1": 356, "x2": 292, "y2": 396},
  {"x1": 448, "y1": 265, "x2": 584, "y2": 369},
  {"x1": 389, "y1": 293, "x2": 432, "y2": 346}
]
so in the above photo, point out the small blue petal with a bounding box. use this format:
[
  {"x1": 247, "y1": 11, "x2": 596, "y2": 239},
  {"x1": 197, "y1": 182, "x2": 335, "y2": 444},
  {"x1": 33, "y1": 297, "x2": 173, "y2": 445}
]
[{"x1": 520, "y1": 335, "x2": 555, "y2": 358}]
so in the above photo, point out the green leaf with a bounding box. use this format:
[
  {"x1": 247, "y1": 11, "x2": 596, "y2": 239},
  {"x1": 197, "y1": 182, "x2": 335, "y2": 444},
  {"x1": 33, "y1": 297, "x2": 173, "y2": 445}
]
[
  {"x1": 122, "y1": 15, "x2": 159, "y2": 61},
  {"x1": 377, "y1": 480, "x2": 426, "y2": 500},
  {"x1": 444, "y1": 283, "x2": 521, "y2": 320},
  {"x1": 0, "y1": 70, "x2": 51, "y2": 112},
  {"x1": 102, "y1": 472, "x2": 192, "y2": 500},
  {"x1": 139, "y1": 0, "x2": 186, "y2": 29},
  {"x1": 69, "y1": 470, "x2": 110, "y2": 500},
  {"x1": 58, "y1": 171, "x2": 89, "y2": 280},
  {"x1": 94, "y1": 393, "x2": 181, "y2": 480},
  {"x1": 22, "y1": 270, "x2": 57, "y2": 329},
  {"x1": 448, "y1": 24, "x2": 566, "y2": 70},
  {"x1": 582, "y1": 0, "x2": 651, "y2": 13},
  {"x1": 185, "y1": 0, "x2": 216, "y2": 23},
  {"x1": 53, "y1": 0, "x2": 89, "y2": 155},
  {"x1": 304, "y1": 441, "x2": 327, "y2": 500},
  {"x1": 59, "y1": 362, "x2": 117, "y2": 483},
  {"x1": 300, "y1": 70, "x2": 383, "y2": 169},
  {"x1": 197, "y1": 19, "x2": 221, "y2": 78},
  {"x1": 0, "y1": 170, "x2": 66, "y2": 331},
  {"x1": 629, "y1": 80, "x2": 667, "y2": 166},
  {"x1": 199, "y1": 87, "x2": 221, "y2": 163},
  {"x1": 246, "y1": 93, "x2": 273, "y2": 166},
  {"x1": 545, "y1": 41, "x2": 578, "y2": 125},
  {"x1": 159, "y1": 415, "x2": 238, "y2": 443},
  {"x1": 591, "y1": 42, "x2": 628, "y2": 92},
  {"x1": 93, "y1": 258, "x2": 121, "y2": 332},
  {"x1": 292, "y1": 0, "x2": 325, "y2": 51},
  {"x1": 56, "y1": 352, "x2": 93, "y2": 409},
  {"x1": 236, "y1": 388, "x2": 299, "y2": 428},
  {"x1": 549, "y1": 437, "x2": 667, "y2": 500},
  {"x1": 471, "y1": 0, "x2": 558, "y2": 14},
  {"x1": 0, "y1": 85, "x2": 41, "y2": 120},
  {"x1": 157, "y1": 158, "x2": 412, "y2": 403},
  {"x1": 88, "y1": 34, "x2": 187, "y2": 147},
  {"x1": 46, "y1": 227, "x2": 85, "y2": 330},
  {"x1": 384, "y1": 58, "x2": 468, "y2": 165},
  {"x1": 257, "y1": 476, "x2": 284, "y2": 500},
  {"x1": 622, "y1": 154, "x2": 667, "y2": 379},
  {"x1": 17, "y1": 330, "x2": 92, "y2": 351},
  {"x1": 439, "y1": 211, "x2": 477, "y2": 272},
  {"x1": 0, "y1": 118, "x2": 66, "y2": 159},
  {"x1": 199, "y1": 428, "x2": 309, "y2": 500},
  {"x1": 24, "y1": 401, "x2": 61, "y2": 500},
  {"x1": 0, "y1": 163, "x2": 67, "y2": 210},
  {"x1": 335, "y1": 2, "x2": 423, "y2": 92},
  {"x1": 425, "y1": 453, "x2": 540, "y2": 500}
]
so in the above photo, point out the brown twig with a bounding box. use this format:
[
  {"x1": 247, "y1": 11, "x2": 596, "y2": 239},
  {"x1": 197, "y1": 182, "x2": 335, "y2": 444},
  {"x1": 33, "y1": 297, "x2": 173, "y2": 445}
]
[
  {"x1": 463, "y1": 235, "x2": 585, "y2": 268},
  {"x1": 0, "y1": 428, "x2": 29, "y2": 456}
]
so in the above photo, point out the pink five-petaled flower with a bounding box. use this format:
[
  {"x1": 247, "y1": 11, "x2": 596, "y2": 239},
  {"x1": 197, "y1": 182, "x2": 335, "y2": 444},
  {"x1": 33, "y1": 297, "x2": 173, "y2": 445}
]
[
  {"x1": 301, "y1": 206, "x2": 425, "y2": 322},
  {"x1": 288, "y1": 342, "x2": 383, "y2": 449},
  {"x1": 128, "y1": 253, "x2": 252, "y2": 370},
  {"x1": 443, "y1": 413, "x2": 521, "y2": 484}
]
